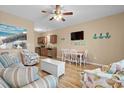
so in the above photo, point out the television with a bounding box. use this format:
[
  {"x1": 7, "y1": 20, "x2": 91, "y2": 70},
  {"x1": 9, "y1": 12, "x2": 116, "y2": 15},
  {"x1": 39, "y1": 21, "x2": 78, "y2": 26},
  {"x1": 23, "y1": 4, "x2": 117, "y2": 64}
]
[{"x1": 71, "y1": 31, "x2": 84, "y2": 40}]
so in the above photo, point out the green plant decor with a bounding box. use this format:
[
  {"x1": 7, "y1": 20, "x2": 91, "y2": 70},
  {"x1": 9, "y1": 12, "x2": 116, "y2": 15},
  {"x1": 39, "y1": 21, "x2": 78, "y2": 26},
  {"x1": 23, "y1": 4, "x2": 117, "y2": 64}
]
[
  {"x1": 105, "y1": 32, "x2": 111, "y2": 39},
  {"x1": 93, "y1": 32, "x2": 111, "y2": 40},
  {"x1": 99, "y1": 33, "x2": 104, "y2": 39},
  {"x1": 93, "y1": 34, "x2": 98, "y2": 39}
]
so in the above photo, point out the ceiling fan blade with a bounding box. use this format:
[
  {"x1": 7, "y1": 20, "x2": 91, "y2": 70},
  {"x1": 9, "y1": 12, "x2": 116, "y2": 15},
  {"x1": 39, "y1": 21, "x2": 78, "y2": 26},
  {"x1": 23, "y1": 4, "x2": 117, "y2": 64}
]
[
  {"x1": 49, "y1": 17, "x2": 54, "y2": 21},
  {"x1": 41, "y1": 10, "x2": 53, "y2": 14},
  {"x1": 63, "y1": 12, "x2": 73, "y2": 15},
  {"x1": 41, "y1": 10, "x2": 48, "y2": 13},
  {"x1": 61, "y1": 18, "x2": 66, "y2": 22}
]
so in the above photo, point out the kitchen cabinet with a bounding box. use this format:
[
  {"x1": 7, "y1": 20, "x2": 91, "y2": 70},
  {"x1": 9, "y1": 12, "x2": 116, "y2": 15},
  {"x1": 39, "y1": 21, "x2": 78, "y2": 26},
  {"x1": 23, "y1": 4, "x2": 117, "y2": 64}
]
[
  {"x1": 50, "y1": 35, "x2": 57, "y2": 44},
  {"x1": 40, "y1": 48, "x2": 57, "y2": 58},
  {"x1": 38, "y1": 37, "x2": 47, "y2": 44}
]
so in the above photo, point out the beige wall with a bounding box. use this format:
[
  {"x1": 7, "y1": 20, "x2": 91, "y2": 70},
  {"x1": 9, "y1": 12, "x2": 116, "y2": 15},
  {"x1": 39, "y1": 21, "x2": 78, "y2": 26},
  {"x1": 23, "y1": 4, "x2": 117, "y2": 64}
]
[
  {"x1": 0, "y1": 11, "x2": 35, "y2": 52},
  {"x1": 40, "y1": 12, "x2": 124, "y2": 65}
]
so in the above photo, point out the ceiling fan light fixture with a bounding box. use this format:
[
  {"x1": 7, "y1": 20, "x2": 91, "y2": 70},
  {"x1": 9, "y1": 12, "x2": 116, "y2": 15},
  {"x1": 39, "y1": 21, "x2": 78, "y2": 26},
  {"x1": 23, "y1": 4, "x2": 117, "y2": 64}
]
[
  {"x1": 54, "y1": 14, "x2": 62, "y2": 21},
  {"x1": 42, "y1": 5, "x2": 73, "y2": 22}
]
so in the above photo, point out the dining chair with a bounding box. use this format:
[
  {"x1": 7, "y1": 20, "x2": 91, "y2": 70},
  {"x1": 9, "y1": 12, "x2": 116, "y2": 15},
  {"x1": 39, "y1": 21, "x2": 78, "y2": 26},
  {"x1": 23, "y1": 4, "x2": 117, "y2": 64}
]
[
  {"x1": 61, "y1": 49, "x2": 71, "y2": 62},
  {"x1": 61, "y1": 49, "x2": 65, "y2": 61},
  {"x1": 82, "y1": 50, "x2": 88, "y2": 67},
  {"x1": 70, "y1": 49, "x2": 79, "y2": 65},
  {"x1": 64, "y1": 49, "x2": 71, "y2": 62}
]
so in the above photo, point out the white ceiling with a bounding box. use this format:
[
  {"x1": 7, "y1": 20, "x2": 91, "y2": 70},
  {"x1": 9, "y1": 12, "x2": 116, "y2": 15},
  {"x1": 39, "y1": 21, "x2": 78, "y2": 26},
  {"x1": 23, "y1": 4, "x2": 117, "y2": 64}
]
[{"x1": 0, "y1": 5, "x2": 124, "y2": 32}]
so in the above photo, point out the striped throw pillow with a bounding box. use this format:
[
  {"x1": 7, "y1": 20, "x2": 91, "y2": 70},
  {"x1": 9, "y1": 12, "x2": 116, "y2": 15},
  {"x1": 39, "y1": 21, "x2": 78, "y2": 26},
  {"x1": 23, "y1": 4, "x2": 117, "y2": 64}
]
[
  {"x1": 0, "y1": 54, "x2": 15, "y2": 68},
  {"x1": 3, "y1": 66, "x2": 40, "y2": 88}
]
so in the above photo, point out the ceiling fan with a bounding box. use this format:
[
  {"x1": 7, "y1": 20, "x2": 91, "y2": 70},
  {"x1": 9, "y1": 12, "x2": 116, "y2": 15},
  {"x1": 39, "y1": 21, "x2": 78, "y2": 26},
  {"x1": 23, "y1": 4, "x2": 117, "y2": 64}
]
[{"x1": 41, "y1": 5, "x2": 73, "y2": 22}]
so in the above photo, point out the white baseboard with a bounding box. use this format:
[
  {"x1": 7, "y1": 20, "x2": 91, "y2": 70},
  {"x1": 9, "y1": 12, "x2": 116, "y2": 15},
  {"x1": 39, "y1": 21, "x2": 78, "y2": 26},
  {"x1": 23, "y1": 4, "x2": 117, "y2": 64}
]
[
  {"x1": 57, "y1": 56, "x2": 106, "y2": 67},
  {"x1": 86, "y1": 62, "x2": 104, "y2": 67}
]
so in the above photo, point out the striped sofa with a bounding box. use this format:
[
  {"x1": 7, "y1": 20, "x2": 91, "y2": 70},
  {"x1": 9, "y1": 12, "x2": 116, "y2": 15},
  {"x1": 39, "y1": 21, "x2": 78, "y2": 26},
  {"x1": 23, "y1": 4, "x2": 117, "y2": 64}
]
[{"x1": 0, "y1": 49, "x2": 58, "y2": 88}]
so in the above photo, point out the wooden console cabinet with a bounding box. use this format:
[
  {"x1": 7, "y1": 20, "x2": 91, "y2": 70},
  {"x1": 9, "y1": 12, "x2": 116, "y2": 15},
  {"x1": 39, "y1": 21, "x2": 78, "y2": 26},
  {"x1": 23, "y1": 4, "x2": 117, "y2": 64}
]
[
  {"x1": 40, "y1": 48, "x2": 57, "y2": 58},
  {"x1": 47, "y1": 48, "x2": 57, "y2": 58},
  {"x1": 41, "y1": 48, "x2": 48, "y2": 56}
]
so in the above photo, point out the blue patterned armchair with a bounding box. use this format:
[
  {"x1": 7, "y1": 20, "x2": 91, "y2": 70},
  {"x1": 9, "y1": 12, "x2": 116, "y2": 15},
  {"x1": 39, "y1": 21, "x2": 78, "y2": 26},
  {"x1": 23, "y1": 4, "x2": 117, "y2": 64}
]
[{"x1": 81, "y1": 59, "x2": 124, "y2": 88}]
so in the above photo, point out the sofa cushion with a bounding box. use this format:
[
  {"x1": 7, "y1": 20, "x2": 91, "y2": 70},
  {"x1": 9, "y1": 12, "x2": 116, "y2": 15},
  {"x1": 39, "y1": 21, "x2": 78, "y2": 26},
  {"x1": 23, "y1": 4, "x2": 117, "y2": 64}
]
[
  {"x1": 3, "y1": 66, "x2": 40, "y2": 88},
  {"x1": 0, "y1": 77, "x2": 10, "y2": 88},
  {"x1": 9, "y1": 63, "x2": 25, "y2": 68},
  {"x1": 44, "y1": 75, "x2": 58, "y2": 88},
  {"x1": 0, "y1": 84, "x2": 5, "y2": 88},
  {"x1": 0, "y1": 62, "x2": 4, "y2": 68},
  {"x1": 0, "y1": 54, "x2": 15, "y2": 68},
  {"x1": 22, "y1": 78, "x2": 47, "y2": 88},
  {"x1": 23, "y1": 75, "x2": 58, "y2": 88},
  {"x1": 0, "y1": 68, "x2": 5, "y2": 77}
]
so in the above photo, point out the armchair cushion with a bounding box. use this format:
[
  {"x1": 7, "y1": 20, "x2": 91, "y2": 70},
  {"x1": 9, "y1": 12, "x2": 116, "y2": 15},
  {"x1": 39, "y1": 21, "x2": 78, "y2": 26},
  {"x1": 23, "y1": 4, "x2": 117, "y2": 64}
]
[
  {"x1": 84, "y1": 68, "x2": 112, "y2": 80},
  {"x1": 82, "y1": 70, "x2": 114, "y2": 88},
  {"x1": 113, "y1": 71, "x2": 124, "y2": 81},
  {"x1": 108, "y1": 60, "x2": 124, "y2": 74}
]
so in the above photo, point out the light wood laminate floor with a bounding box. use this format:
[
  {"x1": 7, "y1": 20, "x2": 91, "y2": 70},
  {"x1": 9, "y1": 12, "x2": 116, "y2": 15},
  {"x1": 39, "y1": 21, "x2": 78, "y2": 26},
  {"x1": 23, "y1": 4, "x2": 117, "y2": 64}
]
[{"x1": 36, "y1": 57, "x2": 99, "y2": 88}]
